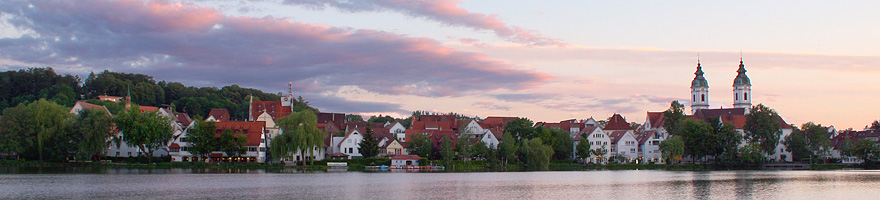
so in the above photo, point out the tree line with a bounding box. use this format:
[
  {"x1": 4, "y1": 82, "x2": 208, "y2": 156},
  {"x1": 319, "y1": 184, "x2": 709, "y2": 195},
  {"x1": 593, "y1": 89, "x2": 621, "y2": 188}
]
[{"x1": 1, "y1": 67, "x2": 319, "y2": 121}]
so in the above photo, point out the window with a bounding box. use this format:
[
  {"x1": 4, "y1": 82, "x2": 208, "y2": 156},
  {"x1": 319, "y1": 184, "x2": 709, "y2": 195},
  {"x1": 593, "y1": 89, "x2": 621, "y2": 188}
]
[
  {"x1": 744, "y1": 92, "x2": 748, "y2": 100},
  {"x1": 349, "y1": 148, "x2": 353, "y2": 153},
  {"x1": 248, "y1": 147, "x2": 257, "y2": 152},
  {"x1": 631, "y1": 149, "x2": 636, "y2": 153},
  {"x1": 735, "y1": 93, "x2": 738, "y2": 100},
  {"x1": 259, "y1": 147, "x2": 266, "y2": 152},
  {"x1": 693, "y1": 95, "x2": 696, "y2": 102},
  {"x1": 179, "y1": 137, "x2": 187, "y2": 143},
  {"x1": 701, "y1": 94, "x2": 705, "y2": 102}
]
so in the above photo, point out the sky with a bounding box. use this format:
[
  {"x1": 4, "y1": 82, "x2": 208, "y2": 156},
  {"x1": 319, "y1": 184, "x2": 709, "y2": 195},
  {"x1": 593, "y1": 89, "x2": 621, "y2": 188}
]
[{"x1": 1, "y1": 0, "x2": 878, "y2": 129}]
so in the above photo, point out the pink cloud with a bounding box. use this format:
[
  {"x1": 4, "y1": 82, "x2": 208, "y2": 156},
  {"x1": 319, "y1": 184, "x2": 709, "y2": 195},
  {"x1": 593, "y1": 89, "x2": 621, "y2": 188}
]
[
  {"x1": 284, "y1": 0, "x2": 565, "y2": 46},
  {"x1": 0, "y1": 0, "x2": 553, "y2": 99}
]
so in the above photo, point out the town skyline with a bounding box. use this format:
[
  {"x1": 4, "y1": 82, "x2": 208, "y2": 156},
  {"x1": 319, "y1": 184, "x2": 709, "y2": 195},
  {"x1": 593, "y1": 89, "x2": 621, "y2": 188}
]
[{"x1": 1, "y1": 0, "x2": 878, "y2": 129}]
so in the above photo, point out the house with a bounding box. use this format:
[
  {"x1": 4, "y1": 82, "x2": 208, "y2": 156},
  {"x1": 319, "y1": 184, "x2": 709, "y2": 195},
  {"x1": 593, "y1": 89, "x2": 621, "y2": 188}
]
[
  {"x1": 334, "y1": 122, "x2": 395, "y2": 159},
  {"x1": 404, "y1": 115, "x2": 461, "y2": 149},
  {"x1": 170, "y1": 121, "x2": 268, "y2": 163},
  {"x1": 70, "y1": 101, "x2": 112, "y2": 115},
  {"x1": 636, "y1": 130, "x2": 664, "y2": 163},
  {"x1": 582, "y1": 126, "x2": 610, "y2": 163},
  {"x1": 380, "y1": 137, "x2": 406, "y2": 156},
  {"x1": 609, "y1": 130, "x2": 639, "y2": 162},
  {"x1": 391, "y1": 155, "x2": 421, "y2": 168},
  {"x1": 536, "y1": 120, "x2": 591, "y2": 159},
  {"x1": 97, "y1": 95, "x2": 123, "y2": 102},
  {"x1": 206, "y1": 108, "x2": 230, "y2": 122},
  {"x1": 691, "y1": 108, "x2": 795, "y2": 162},
  {"x1": 107, "y1": 106, "x2": 178, "y2": 158}
]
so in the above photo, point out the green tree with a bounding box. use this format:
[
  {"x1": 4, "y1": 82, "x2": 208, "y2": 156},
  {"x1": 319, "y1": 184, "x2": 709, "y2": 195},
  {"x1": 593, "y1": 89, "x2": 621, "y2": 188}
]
[
  {"x1": 358, "y1": 127, "x2": 381, "y2": 158},
  {"x1": 504, "y1": 117, "x2": 535, "y2": 141},
  {"x1": 275, "y1": 110, "x2": 326, "y2": 166},
  {"x1": 849, "y1": 138, "x2": 878, "y2": 165},
  {"x1": 472, "y1": 141, "x2": 489, "y2": 160},
  {"x1": 549, "y1": 128, "x2": 573, "y2": 160},
  {"x1": 498, "y1": 133, "x2": 519, "y2": 168},
  {"x1": 576, "y1": 137, "x2": 592, "y2": 163},
  {"x1": 114, "y1": 106, "x2": 175, "y2": 162},
  {"x1": 346, "y1": 114, "x2": 365, "y2": 122},
  {"x1": 801, "y1": 122, "x2": 831, "y2": 158},
  {"x1": 186, "y1": 120, "x2": 218, "y2": 160},
  {"x1": 744, "y1": 104, "x2": 782, "y2": 155},
  {"x1": 870, "y1": 120, "x2": 880, "y2": 130},
  {"x1": 678, "y1": 119, "x2": 714, "y2": 162},
  {"x1": 662, "y1": 101, "x2": 686, "y2": 136},
  {"x1": 440, "y1": 137, "x2": 455, "y2": 167},
  {"x1": 67, "y1": 108, "x2": 114, "y2": 161},
  {"x1": 591, "y1": 143, "x2": 609, "y2": 163},
  {"x1": 0, "y1": 99, "x2": 72, "y2": 161},
  {"x1": 407, "y1": 133, "x2": 433, "y2": 158},
  {"x1": 707, "y1": 118, "x2": 742, "y2": 162},
  {"x1": 216, "y1": 129, "x2": 248, "y2": 159},
  {"x1": 783, "y1": 130, "x2": 810, "y2": 162},
  {"x1": 521, "y1": 138, "x2": 553, "y2": 170},
  {"x1": 739, "y1": 143, "x2": 767, "y2": 165},
  {"x1": 659, "y1": 135, "x2": 684, "y2": 164}
]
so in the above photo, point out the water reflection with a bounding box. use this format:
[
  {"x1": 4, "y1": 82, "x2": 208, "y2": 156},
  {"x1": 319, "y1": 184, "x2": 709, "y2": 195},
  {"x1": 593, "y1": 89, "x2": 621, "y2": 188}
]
[{"x1": 2, "y1": 168, "x2": 880, "y2": 199}]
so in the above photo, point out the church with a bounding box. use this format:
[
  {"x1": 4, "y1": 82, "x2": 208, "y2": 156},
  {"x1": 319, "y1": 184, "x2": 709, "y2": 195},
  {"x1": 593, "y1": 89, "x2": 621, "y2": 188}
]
[{"x1": 687, "y1": 58, "x2": 794, "y2": 162}]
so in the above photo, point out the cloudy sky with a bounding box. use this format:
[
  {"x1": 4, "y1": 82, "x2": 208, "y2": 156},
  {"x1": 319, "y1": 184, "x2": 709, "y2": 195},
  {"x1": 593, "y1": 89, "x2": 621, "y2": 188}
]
[{"x1": 1, "y1": 0, "x2": 878, "y2": 129}]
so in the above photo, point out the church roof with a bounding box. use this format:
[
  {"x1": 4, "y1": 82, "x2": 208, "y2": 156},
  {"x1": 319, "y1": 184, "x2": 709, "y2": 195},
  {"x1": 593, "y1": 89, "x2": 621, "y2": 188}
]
[
  {"x1": 734, "y1": 60, "x2": 751, "y2": 86},
  {"x1": 691, "y1": 63, "x2": 709, "y2": 88}
]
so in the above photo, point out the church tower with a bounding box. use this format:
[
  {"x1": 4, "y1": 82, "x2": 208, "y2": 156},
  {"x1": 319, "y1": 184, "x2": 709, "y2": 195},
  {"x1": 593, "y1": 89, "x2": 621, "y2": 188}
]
[
  {"x1": 690, "y1": 61, "x2": 709, "y2": 114},
  {"x1": 733, "y1": 59, "x2": 752, "y2": 110}
]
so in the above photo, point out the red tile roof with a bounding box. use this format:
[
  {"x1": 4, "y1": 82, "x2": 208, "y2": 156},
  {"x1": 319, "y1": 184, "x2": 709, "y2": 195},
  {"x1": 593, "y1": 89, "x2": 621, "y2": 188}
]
[
  {"x1": 391, "y1": 155, "x2": 421, "y2": 160},
  {"x1": 609, "y1": 130, "x2": 629, "y2": 144},
  {"x1": 646, "y1": 112, "x2": 665, "y2": 129},
  {"x1": 208, "y1": 108, "x2": 230, "y2": 121},
  {"x1": 214, "y1": 121, "x2": 266, "y2": 146},
  {"x1": 139, "y1": 106, "x2": 159, "y2": 113},
  {"x1": 250, "y1": 101, "x2": 291, "y2": 121},
  {"x1": 604, "y1": 114, "x2": 632, "y2": 130},
  {"x1": 174, "y1": 113, "x2": 193, "y2": 126}
]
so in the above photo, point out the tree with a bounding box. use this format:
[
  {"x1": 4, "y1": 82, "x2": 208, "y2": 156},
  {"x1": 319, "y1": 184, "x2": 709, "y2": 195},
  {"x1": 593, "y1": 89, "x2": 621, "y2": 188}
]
[
  {"x1": 472, "y1": 141, "x2": 489, "y2": 160},
  {"x1": 662, "y1": 101, "x2": 686, "y2": 136},
  {"x1": 114, "y1": 106, "x2": 175, "y2": 162},
  {"x1": 549, "y1": 128, "x2": 573, "y2": 160},
  {"x1": 275, "y1": 110, "x2": 326, "y2": 166},
  {"x1": 187, "y1": 120, "x2": 218, "y2": 160},
  {"x1": 498, "y1": 133, "x2": 518, "y2": 168},
  {"x1": 783, "y1": 130, "x2": 810, "y2": 162},
  {"x1": 801, "y1": 122, "x2": 831, "y2": 158},
  {"x1": 707, "y1": 118, "x2": 742, "y2": 162},
  {"x1": 407, "y1": 133, "x2": 433, "y2": 158},
  {"x1": 659, "y1": 136, "x2": 684, "y2": 164},
  {"x1": 67, "y1": 108, "x2": 114, "y2": 161},
  {"x1": 521, "y1": 138, "x2": 553, "y2": 170},
  {"x1": 455, "y1": 138, "x2": 475, "y2": 161},
  {"x1": 0, "y1": 99, "x2": 72, "y2": 161},
  {"x1": 870, "y1": 120, "x2": 880, "y2": 130},
  {"x1": 346, "y1": 114, "x2": 365, "y2": 122},
  {"x1": 739, "y1": 143, "x2": 766, "y2": 165},
  {"x1": 849, "y1": 139, "x2": 878, "y2": 164},
  {"x1": 358, "y1": 127, "x2": 381, "y2": 158},
  {"x1": 216, "y1": 129, "x2": 248, "y2": 159},
  {"x1": 591, "y1": 144, "x2": 609, "y2": 164},
  {"x1": 576, "y1": 137, "x2": 592, "y2": 163},
  {"x1": 504, "y1": 117, "x2": 535, "y2": 141},
  {"x1": 440, "y1": 137, "x2": 455, "y2": 167},
  {"x1": 744, "y1": 104, "x2": 782, "y2": 155},
  {"x1": 678, "y1": 119, "x2": 714, "y2": 163}
]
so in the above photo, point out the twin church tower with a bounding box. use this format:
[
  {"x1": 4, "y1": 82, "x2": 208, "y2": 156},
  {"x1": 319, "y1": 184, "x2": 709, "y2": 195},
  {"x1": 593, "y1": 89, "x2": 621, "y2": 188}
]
[{"x1": 689, "y1": 59, "x2": 752, "y2": 114}]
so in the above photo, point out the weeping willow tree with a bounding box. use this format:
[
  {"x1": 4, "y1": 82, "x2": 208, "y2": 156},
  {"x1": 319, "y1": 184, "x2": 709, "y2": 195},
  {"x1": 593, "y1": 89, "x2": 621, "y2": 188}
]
[{"x1": 271, "y1": 110, "x2": 326, "y2": 166}]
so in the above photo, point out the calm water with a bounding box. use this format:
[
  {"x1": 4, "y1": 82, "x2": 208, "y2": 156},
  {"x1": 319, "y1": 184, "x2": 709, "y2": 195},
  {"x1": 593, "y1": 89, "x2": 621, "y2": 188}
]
[{"x1": 1, "y1": 168, "x2": 879, "y2": 199}]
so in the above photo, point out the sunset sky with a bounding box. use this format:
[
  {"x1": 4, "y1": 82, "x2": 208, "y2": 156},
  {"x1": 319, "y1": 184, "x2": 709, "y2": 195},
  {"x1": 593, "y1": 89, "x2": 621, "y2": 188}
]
[{"x1": 1, "y1": 0, "x2": 878, "y2": 129}]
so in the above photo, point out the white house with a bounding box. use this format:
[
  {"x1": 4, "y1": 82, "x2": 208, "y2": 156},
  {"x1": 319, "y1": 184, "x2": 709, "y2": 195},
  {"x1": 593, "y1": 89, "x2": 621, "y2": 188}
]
[
  {"x1": 637, "y1": 130, "x2": 664, "y2": 163},
  {"x1": 338, "y1": 128, "x2": 365, "y2": 159},
  {"x1": 582, "y1": 126, "x2": 611, "y2": 164},
  {"x1": 610, "y1": 130, "x2": 639, "y2": 162},
  {"x1": 107, "y1": 106, "x2": 176, "y2": 158}
]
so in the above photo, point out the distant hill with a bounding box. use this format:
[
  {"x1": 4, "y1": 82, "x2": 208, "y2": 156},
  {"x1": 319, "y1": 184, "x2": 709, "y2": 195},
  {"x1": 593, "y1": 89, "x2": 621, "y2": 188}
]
[{"x1": 0, "y1": 68, "x2": 318, "y2": 120}]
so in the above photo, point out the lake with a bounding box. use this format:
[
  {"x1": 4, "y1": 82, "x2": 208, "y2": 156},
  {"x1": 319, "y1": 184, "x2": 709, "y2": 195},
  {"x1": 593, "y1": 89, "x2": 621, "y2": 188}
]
[{"x1": 1, "y1": 168, "x2": 879, "y2": 199}]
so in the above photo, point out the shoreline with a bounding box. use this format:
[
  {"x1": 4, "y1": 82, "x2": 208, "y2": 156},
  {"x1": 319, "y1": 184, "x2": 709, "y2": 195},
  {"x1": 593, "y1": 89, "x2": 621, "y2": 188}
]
[{"x1": 0, "y1": 159, "x2": 865, "y2": 173}]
